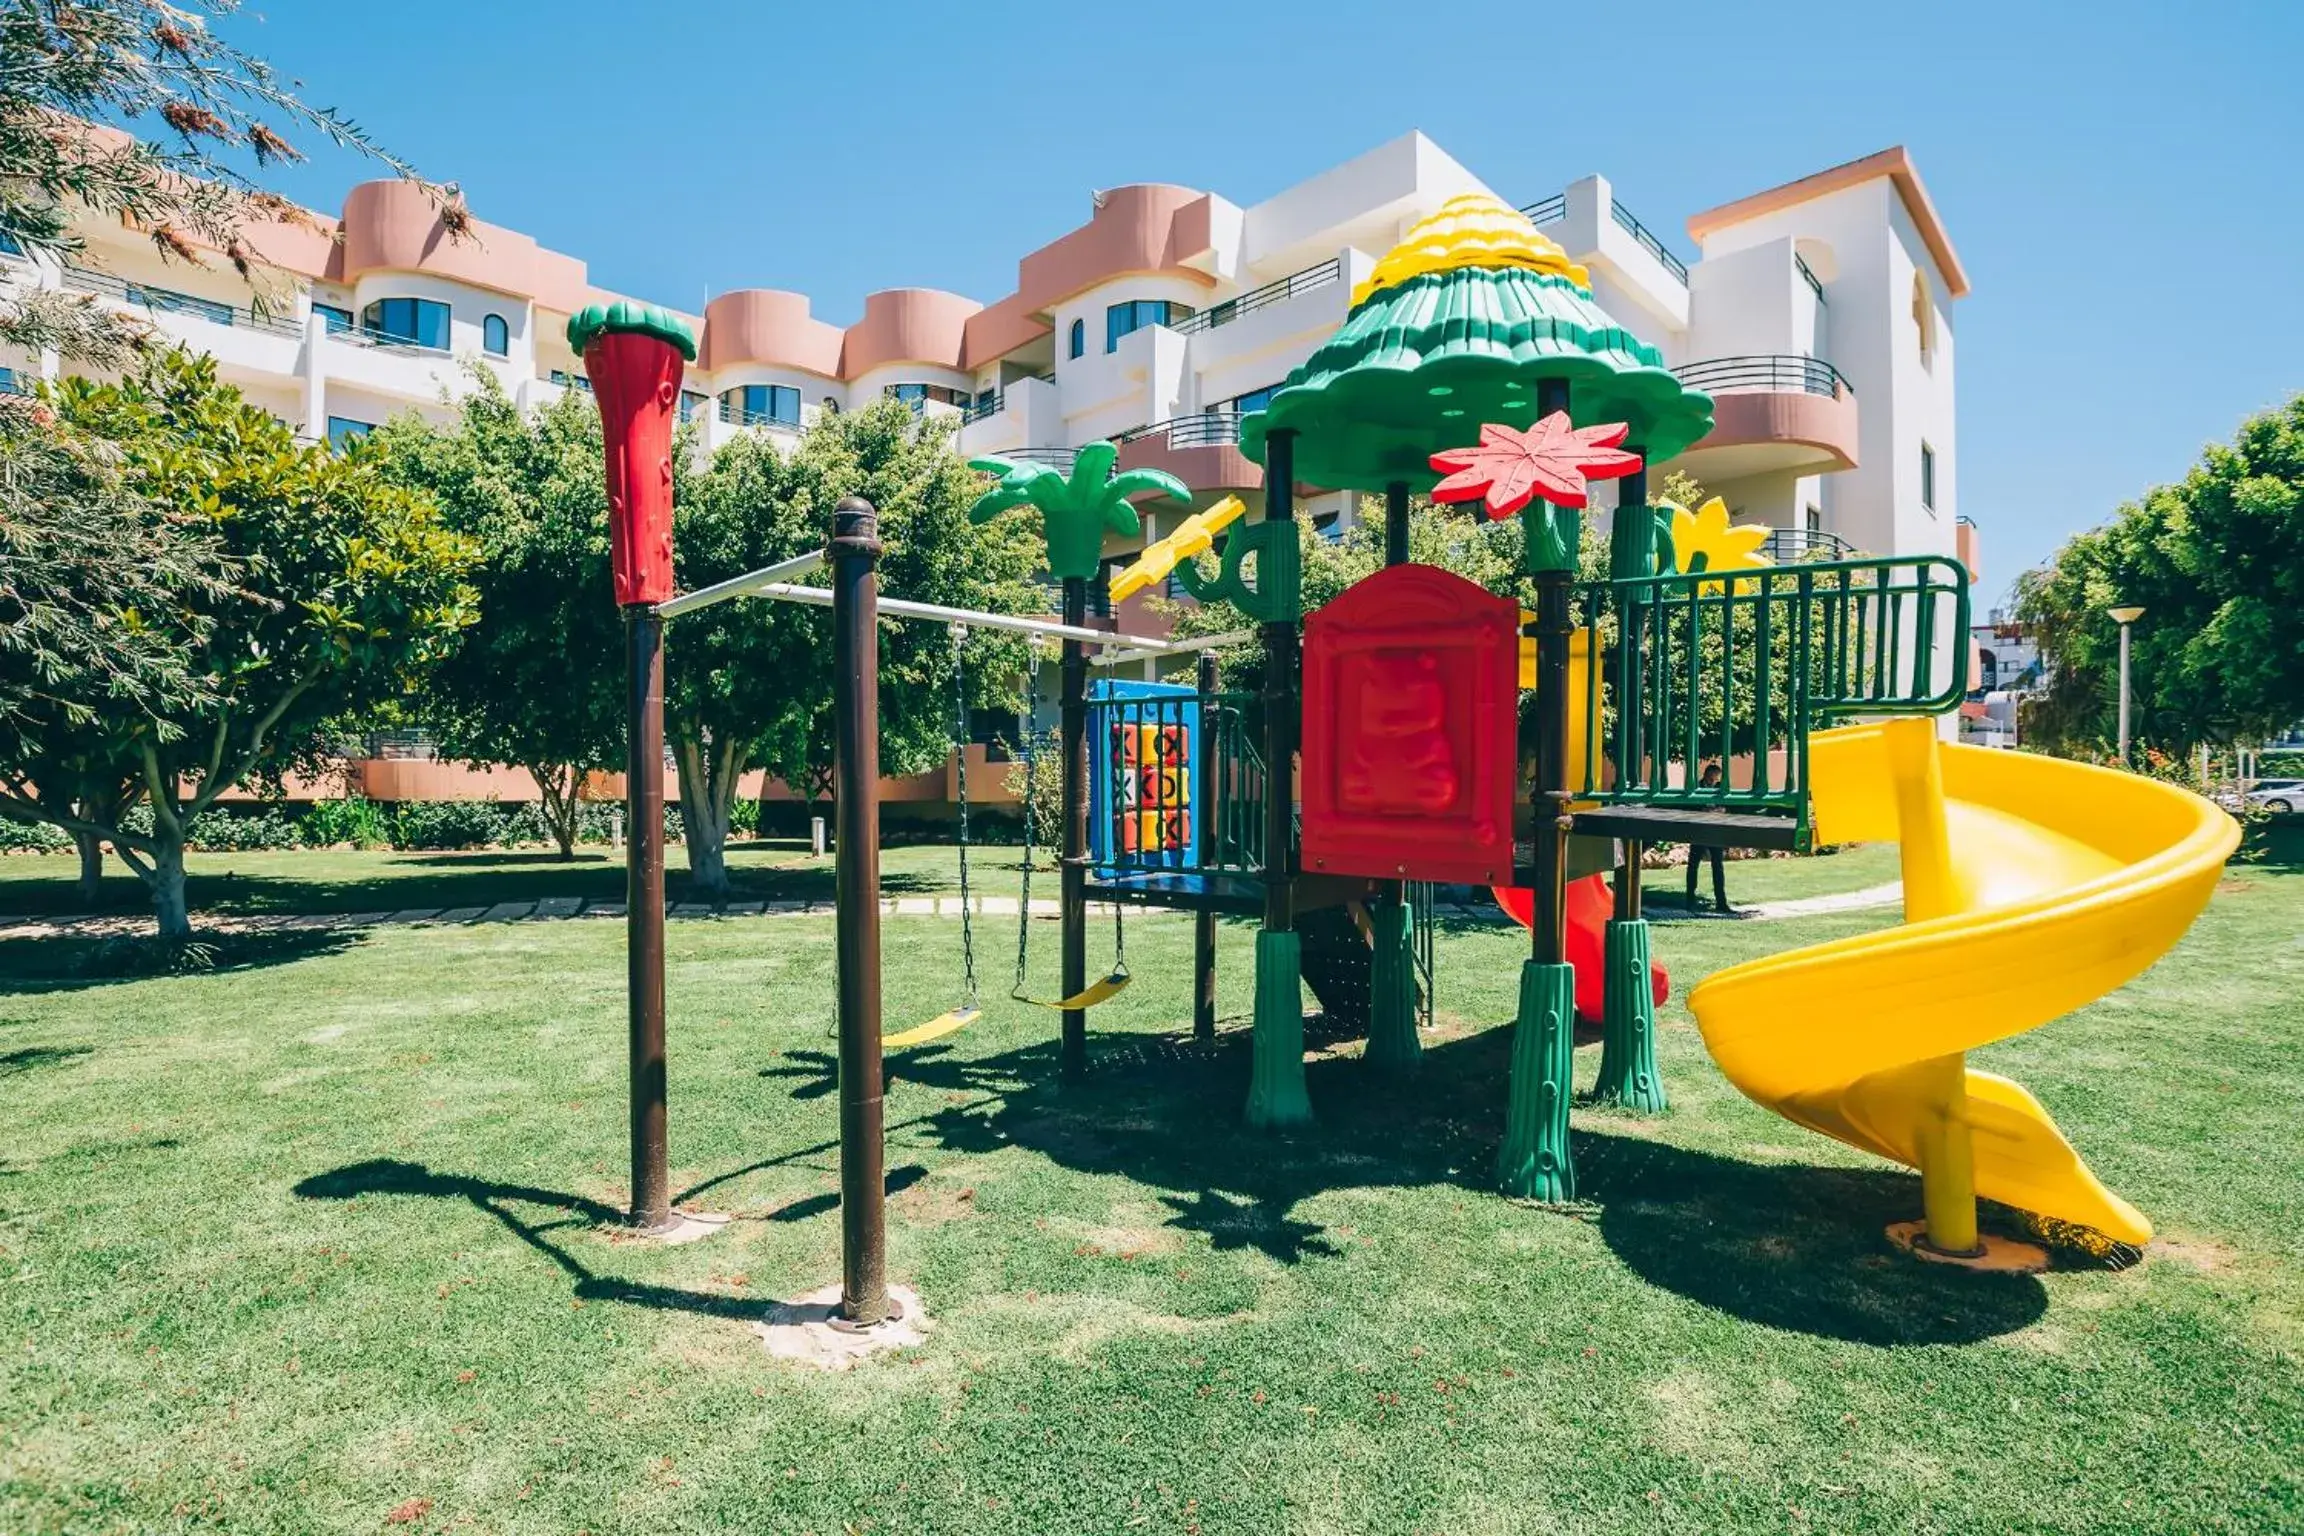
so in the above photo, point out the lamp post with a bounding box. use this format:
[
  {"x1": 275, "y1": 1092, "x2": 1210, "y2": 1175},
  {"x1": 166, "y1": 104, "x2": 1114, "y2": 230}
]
[{"x1": 2109, "y1": 604, "x2": 2145, "y2": 764}]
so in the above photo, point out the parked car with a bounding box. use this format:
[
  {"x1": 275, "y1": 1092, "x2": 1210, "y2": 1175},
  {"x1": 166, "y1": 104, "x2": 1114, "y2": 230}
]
[{"x1": 2245, "y1": 779, "x2": 2304, "y2": 815}]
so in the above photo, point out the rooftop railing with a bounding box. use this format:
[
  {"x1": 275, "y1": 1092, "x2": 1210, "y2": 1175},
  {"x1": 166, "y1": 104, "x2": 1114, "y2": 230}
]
[
  {"x1": 1796, "y1": 253, "x2": 1826, "y2": 304},
  {"x1": 60, "y1": 263, "x2": 303, "y2": 337},
  {"x1": 1610, "y1": 198, "x2": 1689, "y2": 283},
  {"x1": 1171, "y1": 258, "x2": 1340, "y2": 335},
  {"x1": 1673, "y1": 354, "x2": 1851, "y2": 398},
  {"x1": 1519, "y1": 194, "x2": 1567, "y2": 226}
]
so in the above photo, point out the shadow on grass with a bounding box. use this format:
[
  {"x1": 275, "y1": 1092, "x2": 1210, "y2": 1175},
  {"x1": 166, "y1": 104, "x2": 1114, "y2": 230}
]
[
  {"x1": 0, "y1": 929, "x2": 358, "y2": 995},
  {"x1": 293, "y1": 1156, "x2": 934, "y2": 1323},
  {"x1": 0, "y1": 1044, "x2": 93, "y2": 1075},
  {"x1": 751, "y1": 1011, "x2": 2047, "y2": 1342}
]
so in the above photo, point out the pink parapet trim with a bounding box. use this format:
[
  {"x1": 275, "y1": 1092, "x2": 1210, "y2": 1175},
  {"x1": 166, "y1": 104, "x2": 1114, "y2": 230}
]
[{"x1": 585, "y1": 330, "x2": 685, "y2": 607}]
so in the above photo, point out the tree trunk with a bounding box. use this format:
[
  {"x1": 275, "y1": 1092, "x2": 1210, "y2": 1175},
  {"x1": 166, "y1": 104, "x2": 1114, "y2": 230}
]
[
  {"x1": 530, "y1": 763, "x2": 580, "y2": 859},
  {"x1": 73, "y1": 831, "x2": 105, "y2": 907},
  {"x1": 674, "y1": 737, "x2": 732, "y2": 898},
  {"x1": 144, "y1": 834, "x2": 192, "y2": 939}
]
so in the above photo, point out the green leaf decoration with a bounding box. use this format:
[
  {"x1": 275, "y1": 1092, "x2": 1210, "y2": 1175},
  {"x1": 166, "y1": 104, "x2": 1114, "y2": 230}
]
[
  {"x1": 566, "y1": 300, "x2": 698, "y2": 362},
  {"x1": 964, "y1": 443, "x2": 1188, "y2": 583}
]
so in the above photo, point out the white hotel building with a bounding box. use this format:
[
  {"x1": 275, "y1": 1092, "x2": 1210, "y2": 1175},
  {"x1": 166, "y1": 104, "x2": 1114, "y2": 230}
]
[{"x1": 1, "y1": 131, "x2": 1980, "y2": 618}]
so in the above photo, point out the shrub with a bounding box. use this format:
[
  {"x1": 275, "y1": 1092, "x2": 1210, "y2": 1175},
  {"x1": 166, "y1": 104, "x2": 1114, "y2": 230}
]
[
  {"x1": 184, "y1": 807, "x2": 301, "y2": 851},
  {"x1": 388, "y1": 799, "x2": 523, "y2": 851},
  {"x1": 1, "y1": 817, "x2": 73, "y2": 853},
  {"x1": 302, "y1": 797, "x2": 393, "y2": 848}
]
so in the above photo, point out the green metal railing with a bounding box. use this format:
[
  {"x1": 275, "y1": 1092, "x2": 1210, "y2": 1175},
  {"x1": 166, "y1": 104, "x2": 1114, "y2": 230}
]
[
  {"x1": 1089, "y1": 689, "x2": 1266, "y2": 877},
  {"x1": 1571, "y1": 555, "x2": 1970, "y2": 837}
]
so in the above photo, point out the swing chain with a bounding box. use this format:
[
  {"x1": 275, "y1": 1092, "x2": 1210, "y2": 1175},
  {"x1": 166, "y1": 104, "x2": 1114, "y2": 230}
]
[
  {"x1": 1012, "y1": 635, "x2": 1042, "y2": 1000},
  {"x1": 951, "y1": 623, "x2": 978, "y2": 1011}
]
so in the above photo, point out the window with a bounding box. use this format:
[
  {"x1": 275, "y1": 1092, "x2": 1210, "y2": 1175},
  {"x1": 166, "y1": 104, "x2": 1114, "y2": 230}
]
[
  {"x1": 1920, "y1": 441, "x2": 1936, "y2": 513},
  {"x1": 0, "y1": 366, "x2": 20, "y2": 395},
  {"x1": 482, "y1": 314, "x2": 509, "y2": 356},
  {"x1": 359, "y1": 296, "x2": 451, "y2": 350},
  {"x1": 721, "y1": 383, "x2": 800, "y2": 426},
  {"x1": 326, "y1": 415, "x2": 374, "y2": 451},
  {"x1": 313, "y1": 302, "x2": 355, "y2": 334},
  {"x1": 1804, "y1": 504, "x2": 1822, "y2": 536},
  {"x1": 679, "y1": 389, "x2": 707, "y2": 424},
  {"x1": 883, "y1": 382, "x2": 969, "y2": 412},
  {"x1": 0, "y1": 228, "x2": 23, "y2": 258},
  {"x1": 548, "y1": 369, "x2": 592, "y2": 394},
  {"x1": 973, "y1": 387, "x2": 997, "y2": 414},
  {"x1": 1911, "y1": 273, "x2": 1935, "y2": 370},
  {"x1": 1223, "y1": 384, "x2": 1280, "y2": 416},
  {"x1": 1067, "y1": 318, "x2": 1085, "y2": 360},
  {"x1": 1104, "y1": 299, "x2": 1194, "y2": 353}
]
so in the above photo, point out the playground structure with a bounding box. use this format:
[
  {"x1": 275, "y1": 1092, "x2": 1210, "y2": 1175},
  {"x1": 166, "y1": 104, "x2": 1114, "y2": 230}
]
[{"x1": 579, "y1": 192, "x2": 2240, "y2": 1326}]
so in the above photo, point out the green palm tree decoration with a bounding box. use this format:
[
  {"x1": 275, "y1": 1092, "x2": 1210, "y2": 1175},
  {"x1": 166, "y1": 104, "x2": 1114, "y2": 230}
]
[{"x1": 966, "y1": 442, "x2": 1189, "y2": 583}]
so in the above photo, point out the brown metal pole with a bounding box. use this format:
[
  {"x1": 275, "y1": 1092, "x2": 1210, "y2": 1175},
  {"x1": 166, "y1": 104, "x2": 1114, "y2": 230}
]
[
  {"x1": 625, "y1": 605, "x2": 670, "y2": 1231},
  {"x1": 830, "y1": 496, "x2": 889, "y2": 1326},
  {"x1": 1384, "y1": 479, "x2": 1411, "y2": 568},
  {"x1": 1059, "y1": 577, "x2": 1090, "y2": 1082},
  {"x1": 1193, "y1": 649, "x2": 1219, "y2": 1041}
]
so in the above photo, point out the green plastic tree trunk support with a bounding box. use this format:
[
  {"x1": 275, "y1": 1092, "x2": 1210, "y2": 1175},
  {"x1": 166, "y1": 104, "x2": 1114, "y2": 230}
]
[
  {"x1": 1496, "y1": 960, "x2": 1577, "y2": 1200},
  {"x1": 1246, "y1": 426, "x2": 1312, "y2": 1130},
  {"x1": 1591, "y1": 918, "x2": 1666, "y2": 1112},
  {"x1": 1363, "y1": 896, "x2": 1422, "y2": 1070},
  {"x1": 1248, "y1": 929, "x2": 1314, "y2": 1127}
]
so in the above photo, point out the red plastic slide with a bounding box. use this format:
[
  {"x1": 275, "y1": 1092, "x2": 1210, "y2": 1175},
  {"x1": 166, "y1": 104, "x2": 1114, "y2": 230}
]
[{"x1": 1490, "y1": 874, "x2": 1670, "y2": 1023}]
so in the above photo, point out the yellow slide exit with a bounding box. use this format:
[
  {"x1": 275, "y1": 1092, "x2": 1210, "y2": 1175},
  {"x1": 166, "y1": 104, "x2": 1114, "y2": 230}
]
[{"x1": 1687, "y1": 720, "x2": 2239, "y2": 1248}]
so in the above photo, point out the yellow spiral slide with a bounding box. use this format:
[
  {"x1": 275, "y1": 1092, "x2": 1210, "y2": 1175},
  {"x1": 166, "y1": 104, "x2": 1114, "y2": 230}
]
[{"x1": 1687, "y1": 719, "x2": 2240, "y2": 1252}]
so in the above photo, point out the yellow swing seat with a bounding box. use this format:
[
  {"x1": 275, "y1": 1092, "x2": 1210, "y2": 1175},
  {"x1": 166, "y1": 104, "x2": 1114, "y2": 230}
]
[
  {"x1": 884, "y1": 1005, "x2": 980, "y2": 1051},
  {"x1": 1011, "y1": 970, "x2": 1132, "y2": 1011}
]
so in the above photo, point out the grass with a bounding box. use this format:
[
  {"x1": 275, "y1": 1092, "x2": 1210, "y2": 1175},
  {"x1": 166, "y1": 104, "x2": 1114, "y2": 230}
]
[
  {"x1": 0, "y1": 838, "x2": 1905, "y2": 921},
  {"x1": 2, "y1": 859, "x2": 2296, "y2": 1533}
]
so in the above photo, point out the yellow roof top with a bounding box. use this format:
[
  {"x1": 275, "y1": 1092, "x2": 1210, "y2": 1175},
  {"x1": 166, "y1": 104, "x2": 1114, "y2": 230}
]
[{"x1": 1351, "y1": 193, "x2": 1591, "y2": 309}]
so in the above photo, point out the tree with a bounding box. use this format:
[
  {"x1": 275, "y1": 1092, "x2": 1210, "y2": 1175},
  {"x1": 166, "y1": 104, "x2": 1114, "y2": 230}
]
[
  {"x1": 368, "y1": 375, "x2": 626, "y2": 857},
  {"x1": 665, "y1": 398, "x2": 1043, "y2": 894},
  {"x1": 0, "y1": 351, "x2": 477, "y2": 933},
  {"x1": 0, "y1": 0, "x2": 435, "y2": 888},
  {"x1": 2018, "y1": 394, "x2": 2304, "y2": 756}
]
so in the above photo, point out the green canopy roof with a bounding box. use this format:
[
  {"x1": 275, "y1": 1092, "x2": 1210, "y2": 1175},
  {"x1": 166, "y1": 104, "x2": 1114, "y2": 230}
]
[
  {"x1": 1241, "y1": 267, "x2": 1712, "y2": 492},
  {"x1": 567, "y1": 299, "x2": 698, "y2": 362}
]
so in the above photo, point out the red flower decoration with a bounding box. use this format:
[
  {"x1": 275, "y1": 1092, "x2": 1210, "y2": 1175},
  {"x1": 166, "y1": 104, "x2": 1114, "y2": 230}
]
[{"x1": 1428, "y1": 412, "x2": 1645, "y2": 519}]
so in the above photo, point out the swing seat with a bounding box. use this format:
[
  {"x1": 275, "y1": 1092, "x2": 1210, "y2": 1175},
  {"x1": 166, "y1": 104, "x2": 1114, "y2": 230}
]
[
  {"x1": 1012, "y1": 970, "x2": 1133, "y2": 1011},
  {"x1": 884, "y1": 1006, "x2": 979, "y2": 1051}
]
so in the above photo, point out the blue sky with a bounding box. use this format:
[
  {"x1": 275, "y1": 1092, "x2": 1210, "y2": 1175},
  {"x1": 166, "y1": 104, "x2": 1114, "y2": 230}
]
[{"x1": 230, "y1": 0, "x2": 2300, "y2": 604}]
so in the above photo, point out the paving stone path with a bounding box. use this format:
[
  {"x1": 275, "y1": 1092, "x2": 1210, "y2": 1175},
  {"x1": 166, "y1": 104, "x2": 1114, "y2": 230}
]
[{"x1": 0, "y1": 882, "x2": 1902, "y2": 941}]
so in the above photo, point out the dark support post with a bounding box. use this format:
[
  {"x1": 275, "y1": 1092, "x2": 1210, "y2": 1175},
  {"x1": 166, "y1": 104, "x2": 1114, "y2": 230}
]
[
  {"x1": 1498, "y1": 377, "x2": 1580, "y2": 1200},
  {"x1": 1592, "y1": 452, "x2": 1667, "y2": 1113},
  {"x1": 830, "y1": 497, "x2": 889, "y2": 1325},
  {"x1": 1058, "y1": 578, "x2": 1090, "y2": 1082},
  {"x1": 1247, "y1": 431, "x2": 1312, "y2": 1127},
  {"x1": 1365, "y1": 478, "x2": 1422, "y2": 1071},
  {"x1": 625, "y1": 607, "x2": 670, "y2": 1230},
  {"x1": 1193, "y1": 650, "x2": 1219, "y2": 1043}
]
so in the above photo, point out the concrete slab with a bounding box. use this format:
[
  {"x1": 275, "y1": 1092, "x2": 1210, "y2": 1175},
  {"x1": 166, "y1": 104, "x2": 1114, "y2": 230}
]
[
  {"x1": 382, "y1": 908, "x2": 442, "y2": 924},
  {"x1": 586, "y1": 903, "x2": 625, "y2": 918},
  {"x1": 531, "y1": 897, "x2": 582, "y2": 919},
  {"x1": 671, "y1": 902, "x2": 715, "y2": 917},
  {"x1": 894, "y1": 897, "x2": 936, "y2": 915},
  {"x1": 754, "y1": 1283, "x2": 928, "y2": 1371},
  {"x1": 723, "y1": 900, "x2": 765, "y2": 916},
  {"x1": 343, "y1": 911, "x2": 394, "y2": 926},
  {"x1": 480, "y1": 902, "x2": 535, "y2": 922}
]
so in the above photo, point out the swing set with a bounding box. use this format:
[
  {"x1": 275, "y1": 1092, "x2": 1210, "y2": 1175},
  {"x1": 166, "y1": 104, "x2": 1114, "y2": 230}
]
[{"x1": 660, "y1": 554, "x2": 1237, "y2": 1048}]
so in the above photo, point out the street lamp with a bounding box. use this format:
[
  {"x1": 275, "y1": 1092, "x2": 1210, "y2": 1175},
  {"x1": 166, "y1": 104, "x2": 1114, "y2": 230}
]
[{"x1": 2108, "y1": 604, "x2": 2146, "y2": 763}]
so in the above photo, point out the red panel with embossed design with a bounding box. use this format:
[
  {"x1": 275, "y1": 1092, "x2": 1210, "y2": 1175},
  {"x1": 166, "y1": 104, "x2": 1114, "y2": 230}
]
[{"x1": 1300, "y1": 563, "x2": 1519, "y2": 886}]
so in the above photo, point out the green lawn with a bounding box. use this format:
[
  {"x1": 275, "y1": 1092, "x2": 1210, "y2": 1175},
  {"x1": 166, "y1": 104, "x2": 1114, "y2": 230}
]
[
  {"x1": 2, "y1": 861, "x2": 2295, "y2": 1533},
  {"x1": 0, "y1": 839, "x2": 1904, "y2": 921}
]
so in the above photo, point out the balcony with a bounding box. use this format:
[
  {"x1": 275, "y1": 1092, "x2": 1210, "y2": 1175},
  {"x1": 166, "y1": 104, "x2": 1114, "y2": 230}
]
[
  {"x1": 1758, "y1": 527, "x2": 1854, "y2": 562},
  {"x1": 60, "y1": 264, "x2": 303, "y2": 338},
  {"x1": 1671, "y1": 354, "x2": 1859, "y2": 480},
  {"x1": 1171, "y1": 259, "x2": 1340, "y2": 336},
  {"x1": 717, "y1": 400, "x2": 801, "y2": 431},
  {"x1": 1111, "y1": 412, "x2": 1261, "y2": 494}
]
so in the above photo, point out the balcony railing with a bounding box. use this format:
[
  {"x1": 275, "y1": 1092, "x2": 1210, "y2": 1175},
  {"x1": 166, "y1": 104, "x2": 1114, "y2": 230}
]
[
  {"x1": 1673, "y1": 354, "x2": 1851, "y2": 398},
  {"x1": 329, "y1": 323, "x2": 450, "y2": 356},
  {"x1": 1759, "y1": 527, "x2": 1854, "y2": 562},
  {"x1": 717, "y1": 401, "x2": 801, "y2": 429},
  {"x1": 1519, "y1": 194, "x2": 1567, "y2": 226},
  {"x1": 959, "y1": 390, "x2": 1002, "y2": 425},
  {"x1": 1111, "y1": 412, "x2": 1245, "y2": 452},
  {"x1": 1610, "y1": 199, "x2": 1689, "y2": 283},
  {"x1": 1171, "y1": 258, "x2": 1341, "y2": 335},
  {"x1": 1796, "y1": 253, "x2": 1826, "y2": 304},
  {"x1": 60, "y1": 263, "x2": 303, "y2": 337}
]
